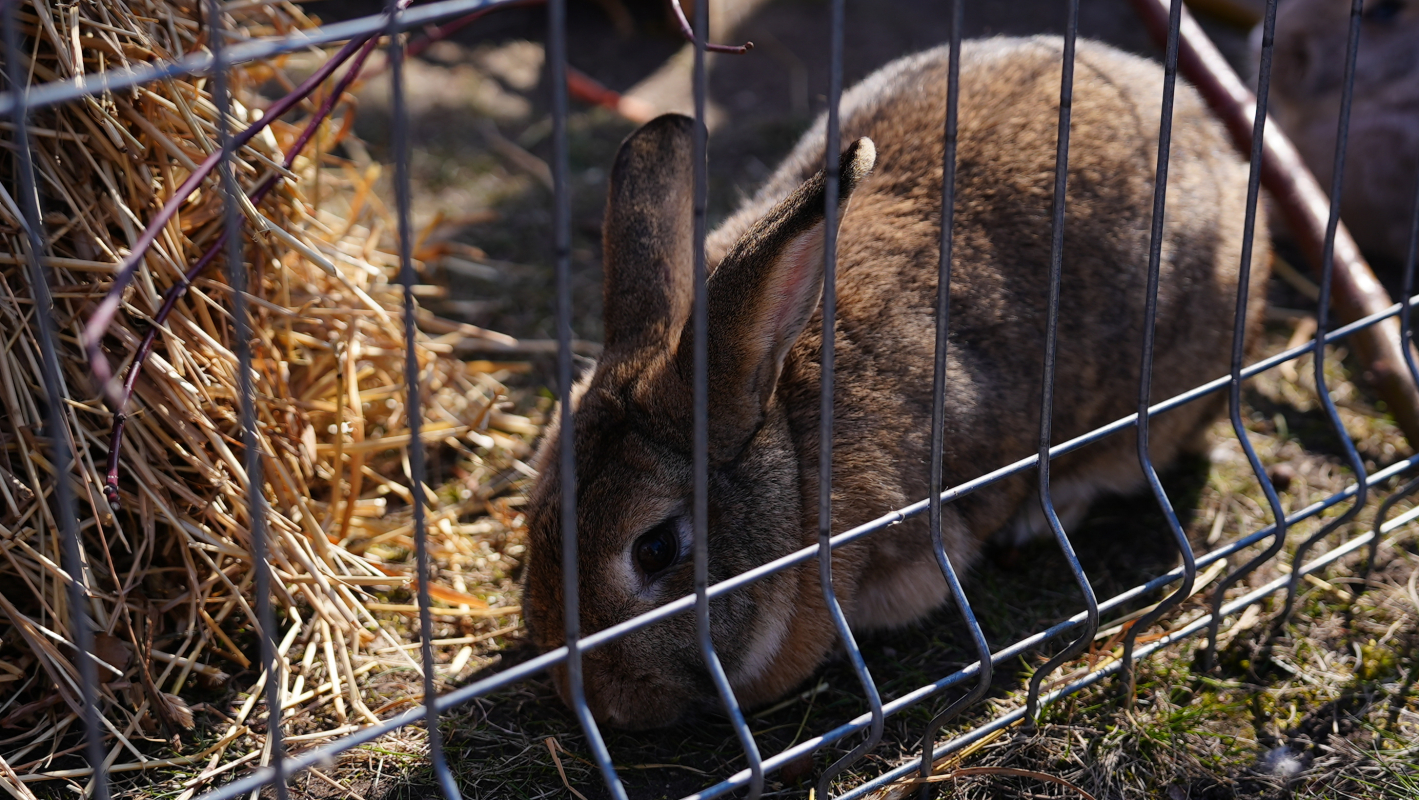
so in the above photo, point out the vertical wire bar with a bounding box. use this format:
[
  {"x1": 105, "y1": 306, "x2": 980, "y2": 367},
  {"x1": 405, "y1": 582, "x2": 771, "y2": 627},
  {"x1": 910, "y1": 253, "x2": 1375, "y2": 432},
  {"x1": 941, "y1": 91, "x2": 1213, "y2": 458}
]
[
  {"x1": 1282, "y1": 0, "x2": 1369, "y2": 620},
  {"x1": 3, "y1": 6, "x2": 110, "y2": 799},
  {"x1": 917, "y1": 2, "x2": 993, "y2": 795},
  {"x1": 548, "y1": 1, "x2": 626, "y2": 796},
  {"x1": 815, "y1": 0, "x2": 884, "y2": 795},
  {"x1": 689, "y1": 1, "x2": 764, "y2": 796},
  {"x1": 1204, "y1": 0, "x2": 1289, "y2": 671},
  {"x1": 1362, "y1": 171, "x2": 1419, "y2": 581},
  {"x1": 207, "y1": 3, "x2": 285, "y2": 798},
  {"x1": 1119, "y1": 0, "x2": 1197, "y2": 704},
  {"x1": 1024, "y1": 0, "x2": 1095, "y2": 725},
  {"x1": 385, "y1": 0, "x2": 462, "y2": 796}
]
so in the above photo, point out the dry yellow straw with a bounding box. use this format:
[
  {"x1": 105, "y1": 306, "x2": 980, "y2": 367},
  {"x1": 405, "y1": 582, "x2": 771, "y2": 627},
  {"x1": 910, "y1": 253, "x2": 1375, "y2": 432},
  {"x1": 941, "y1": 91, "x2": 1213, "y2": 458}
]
[{"x1": 0, "y1": 0, "x2": 532, "y2": 792}]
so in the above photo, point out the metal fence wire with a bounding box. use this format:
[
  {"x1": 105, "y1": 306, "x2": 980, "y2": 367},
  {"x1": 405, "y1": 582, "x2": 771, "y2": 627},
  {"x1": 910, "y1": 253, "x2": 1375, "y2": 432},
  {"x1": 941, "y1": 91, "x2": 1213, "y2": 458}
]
[{"x1": 3, "y1": 0, "x2": 1419, "y2": 798}]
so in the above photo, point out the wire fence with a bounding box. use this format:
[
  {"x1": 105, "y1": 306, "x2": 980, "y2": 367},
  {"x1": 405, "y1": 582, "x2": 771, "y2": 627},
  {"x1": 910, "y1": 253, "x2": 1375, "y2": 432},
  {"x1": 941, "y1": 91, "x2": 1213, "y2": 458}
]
[{"x1": 3, "y1": 0, "x2": 1417, "y2": 798}]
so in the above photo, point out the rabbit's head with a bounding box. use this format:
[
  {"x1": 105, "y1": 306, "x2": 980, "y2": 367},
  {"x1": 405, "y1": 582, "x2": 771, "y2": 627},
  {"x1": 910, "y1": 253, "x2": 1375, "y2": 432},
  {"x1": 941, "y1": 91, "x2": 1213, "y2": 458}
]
[{"x1": 523, "y1": 114, "x2": 875, "y2": 729}]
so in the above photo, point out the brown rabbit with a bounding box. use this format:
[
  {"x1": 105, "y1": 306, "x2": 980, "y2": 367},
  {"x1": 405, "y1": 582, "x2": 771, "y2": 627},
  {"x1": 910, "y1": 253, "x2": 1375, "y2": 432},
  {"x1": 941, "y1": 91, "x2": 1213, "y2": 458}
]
[{"x1": 523, "y1": 35, "x2": 1269, "y2": 730}]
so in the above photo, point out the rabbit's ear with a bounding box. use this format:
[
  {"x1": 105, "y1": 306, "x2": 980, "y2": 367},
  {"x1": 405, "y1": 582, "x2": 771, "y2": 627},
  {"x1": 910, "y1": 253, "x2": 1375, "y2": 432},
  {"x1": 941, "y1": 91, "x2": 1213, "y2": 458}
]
[
  {"x1": 602, "y1": 114, "x2": 699, "y2": 351},
  {"x1": 692, "y1": 138, "x2": 876, "y2": 456}
]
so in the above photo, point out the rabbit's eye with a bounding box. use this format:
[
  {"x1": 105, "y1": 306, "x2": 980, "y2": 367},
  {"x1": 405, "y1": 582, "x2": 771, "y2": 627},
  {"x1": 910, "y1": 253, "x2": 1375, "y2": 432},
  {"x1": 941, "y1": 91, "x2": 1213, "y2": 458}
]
[
  {"x1": 634, "y1": 520, "x2": 680, "y2": 576},
  {"x1": 1365, "y1": 0, "x2": 1404, "y2": 23}
]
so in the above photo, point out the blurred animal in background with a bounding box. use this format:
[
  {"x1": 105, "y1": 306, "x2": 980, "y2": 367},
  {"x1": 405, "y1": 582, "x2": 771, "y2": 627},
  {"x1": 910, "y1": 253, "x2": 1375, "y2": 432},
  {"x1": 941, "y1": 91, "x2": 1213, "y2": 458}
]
[{"x1": 1259, "y1": 0, "x2": 1419, "y2": 268}]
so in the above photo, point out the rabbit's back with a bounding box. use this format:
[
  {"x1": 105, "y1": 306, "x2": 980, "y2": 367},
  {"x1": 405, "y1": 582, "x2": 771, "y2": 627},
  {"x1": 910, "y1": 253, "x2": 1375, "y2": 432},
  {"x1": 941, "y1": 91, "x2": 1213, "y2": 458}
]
[{"x1": 709, "y1": 36, "x2": 1265, "y2": 621}]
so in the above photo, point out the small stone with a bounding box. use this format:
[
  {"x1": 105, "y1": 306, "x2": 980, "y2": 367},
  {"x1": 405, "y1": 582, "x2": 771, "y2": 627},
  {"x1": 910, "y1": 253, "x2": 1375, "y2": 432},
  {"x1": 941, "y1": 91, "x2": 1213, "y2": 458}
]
[{"x1": 1269, "y1": 463, "x2": 1297, "y2": 492}]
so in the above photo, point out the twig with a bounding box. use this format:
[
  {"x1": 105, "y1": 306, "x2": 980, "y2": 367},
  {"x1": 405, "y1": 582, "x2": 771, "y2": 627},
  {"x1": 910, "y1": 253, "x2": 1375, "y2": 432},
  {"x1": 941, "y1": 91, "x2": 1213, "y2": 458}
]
[
  {"x1": 103, "y1": 34, "x2": 382, "y2": 510},
  {"x1": 544, "y1": 738, "x2": 590, "y2": 800},
  {"x1": 666, "y1": 0, "x2": 753, "y2": 53},
  {"x1": 565, "y1": 66, "x2": 658, "y2": 124}
]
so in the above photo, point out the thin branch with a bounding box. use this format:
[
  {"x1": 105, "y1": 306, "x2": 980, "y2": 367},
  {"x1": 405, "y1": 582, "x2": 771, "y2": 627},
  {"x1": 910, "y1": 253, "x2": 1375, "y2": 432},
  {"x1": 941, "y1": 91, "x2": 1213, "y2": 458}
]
[
  {"x1": 103, "y1": 35, "x2": 383, "y2": 511},
  {"x1": 667, "y1": 0, "x2": 752, "y2": 53},
  {"x1": 81, "y1": 34, "x2": 373, "y2": 402}
]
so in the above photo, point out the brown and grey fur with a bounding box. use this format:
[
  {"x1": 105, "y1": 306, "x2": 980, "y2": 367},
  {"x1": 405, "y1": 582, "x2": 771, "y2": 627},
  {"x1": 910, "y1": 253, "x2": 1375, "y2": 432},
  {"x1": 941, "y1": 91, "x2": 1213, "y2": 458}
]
[{"x1": 523, "y1": 36, "x2": 1270, "y2": 730}]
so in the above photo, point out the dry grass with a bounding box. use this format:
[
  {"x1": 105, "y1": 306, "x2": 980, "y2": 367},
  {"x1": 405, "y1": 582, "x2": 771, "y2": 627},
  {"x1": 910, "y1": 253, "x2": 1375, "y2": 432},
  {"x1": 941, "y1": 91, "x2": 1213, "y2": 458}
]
[{"x1": 0, "y1": 2, "x2": 535, "y2": 796}]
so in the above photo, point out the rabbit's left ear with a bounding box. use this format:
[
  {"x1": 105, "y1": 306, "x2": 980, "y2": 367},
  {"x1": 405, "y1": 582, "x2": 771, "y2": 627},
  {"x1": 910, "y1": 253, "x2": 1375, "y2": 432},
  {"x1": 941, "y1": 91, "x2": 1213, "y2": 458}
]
[
  {"x1": 602, "y1": 114, "x2": 700, "y2": 352},
  {"x1": 682, "y1": 138, "x2": 875, "y2": 458}
]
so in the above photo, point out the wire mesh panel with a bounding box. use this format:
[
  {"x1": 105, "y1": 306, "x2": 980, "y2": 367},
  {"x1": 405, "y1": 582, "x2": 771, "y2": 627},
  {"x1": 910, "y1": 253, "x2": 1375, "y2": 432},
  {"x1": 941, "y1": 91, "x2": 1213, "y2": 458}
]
[{"x1": 1, "y1": 0, "x2": 1416, "y2": 798}]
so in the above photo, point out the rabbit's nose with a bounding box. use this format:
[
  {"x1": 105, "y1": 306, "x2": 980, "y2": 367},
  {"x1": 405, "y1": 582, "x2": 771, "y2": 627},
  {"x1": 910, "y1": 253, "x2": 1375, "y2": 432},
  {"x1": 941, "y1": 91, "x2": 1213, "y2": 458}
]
[{"x1": 577, "y1": 652, "x2": 695, "y2": 730}]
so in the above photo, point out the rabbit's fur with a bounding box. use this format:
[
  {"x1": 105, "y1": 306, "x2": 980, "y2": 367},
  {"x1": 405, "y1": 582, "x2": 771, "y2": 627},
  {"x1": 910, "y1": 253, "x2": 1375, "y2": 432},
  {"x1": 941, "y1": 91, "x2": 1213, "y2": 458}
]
[
  {"x1": 1260, "y1": 0, "x2": 1419, "y2": 266},
  {"x1": 523, "y1": 36, "x2": 1269, "y2": 730}
]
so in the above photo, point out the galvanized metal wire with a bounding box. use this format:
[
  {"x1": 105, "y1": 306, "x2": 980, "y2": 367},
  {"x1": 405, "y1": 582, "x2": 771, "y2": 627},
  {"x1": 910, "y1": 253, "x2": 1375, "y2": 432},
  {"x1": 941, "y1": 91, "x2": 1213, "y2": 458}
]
[
  {"x1": 1204, "y1": 0, "x2": 1288, "y2": 674},
  {"x1": 815, "y1": 0, "x2": 885, "y2": 796},
  {"x1": 1119, "y1": 0, "x2": 1196, "y2": 704},
  {"x1": 690, "y1": 0, "x2": 766, "y2": 796},
  {"x1": 208, "y1": 1, "x2": 287, "y2": 797},
  {"x1": 1282, "y1": 0, "x2": 1370, "y2": 621},
  {"x1": 2, "y1": 4, "x2": 110, "y2": 799},
  {"x1": 386, "y1": 0, "x2": 462, "y2": 796},
  {"x1": 1, "y1": 0, "x2": 1412, "y2": 798},
  {"x1": 1023, "y1": 0, "x2": 1097, "y2": 726},
  {"x1": 917, "y1": 1, "x2": 993, "y2": 795},
  {"x1": 547, "y1": 0, "x2": 627, "y2": 796}
]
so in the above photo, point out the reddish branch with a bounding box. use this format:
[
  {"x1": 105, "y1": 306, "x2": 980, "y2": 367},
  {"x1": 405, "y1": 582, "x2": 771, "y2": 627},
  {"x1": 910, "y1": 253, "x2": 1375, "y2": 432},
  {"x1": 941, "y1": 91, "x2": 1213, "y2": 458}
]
[
  {"x1": 1127, "y1": 0, "x2": 1419, "y2": 446},
  {"x1": 102, "y1": 35, "x2": 382, "y2": 511}
]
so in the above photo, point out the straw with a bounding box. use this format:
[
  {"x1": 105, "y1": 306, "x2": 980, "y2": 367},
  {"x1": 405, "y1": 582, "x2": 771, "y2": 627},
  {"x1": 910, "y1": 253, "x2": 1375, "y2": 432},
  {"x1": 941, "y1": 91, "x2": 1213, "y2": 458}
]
[{"x1": 0, "y1": 0, "x2": 531, "y2": 792}]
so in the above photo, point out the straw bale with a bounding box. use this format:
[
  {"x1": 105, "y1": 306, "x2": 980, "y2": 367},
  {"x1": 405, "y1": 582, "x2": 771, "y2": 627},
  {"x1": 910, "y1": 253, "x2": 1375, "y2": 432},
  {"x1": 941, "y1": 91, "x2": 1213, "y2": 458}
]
[{"x1": 0, "y1": 1, "x2": 531, "y2": 792}]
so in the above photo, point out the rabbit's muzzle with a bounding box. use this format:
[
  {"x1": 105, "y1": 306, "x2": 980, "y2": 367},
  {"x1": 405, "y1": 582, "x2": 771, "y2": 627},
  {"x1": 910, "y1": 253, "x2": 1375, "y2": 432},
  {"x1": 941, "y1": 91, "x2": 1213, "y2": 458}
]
[{"x1": 548, "y1": 643, "x2": 704, "y2": 729}]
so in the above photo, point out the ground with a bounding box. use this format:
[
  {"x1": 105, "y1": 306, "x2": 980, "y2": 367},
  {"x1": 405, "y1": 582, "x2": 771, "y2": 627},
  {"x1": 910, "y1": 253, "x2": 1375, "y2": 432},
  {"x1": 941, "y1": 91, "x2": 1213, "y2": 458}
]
[{"x1": 60, "y1": 0, "x2": 1419, "y2": 798}]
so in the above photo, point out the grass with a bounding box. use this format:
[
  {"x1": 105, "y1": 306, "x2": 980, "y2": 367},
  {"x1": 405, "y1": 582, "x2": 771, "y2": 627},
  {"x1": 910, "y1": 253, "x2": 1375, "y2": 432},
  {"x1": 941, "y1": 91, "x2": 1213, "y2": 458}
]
[{"x1": 322, "y1": 311, "x2": 1416, "y2": 800}]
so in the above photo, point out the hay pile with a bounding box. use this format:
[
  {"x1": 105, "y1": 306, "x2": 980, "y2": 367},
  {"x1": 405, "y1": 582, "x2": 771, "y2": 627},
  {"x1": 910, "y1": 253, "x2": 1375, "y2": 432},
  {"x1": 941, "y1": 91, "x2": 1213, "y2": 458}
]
[{"x1": 0, "y1": 0, "x2": 531, "y2": 793}]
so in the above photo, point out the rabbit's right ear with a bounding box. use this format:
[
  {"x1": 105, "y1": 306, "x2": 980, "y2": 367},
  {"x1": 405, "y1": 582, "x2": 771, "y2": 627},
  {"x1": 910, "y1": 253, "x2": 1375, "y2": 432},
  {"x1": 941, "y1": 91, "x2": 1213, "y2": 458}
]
[
  {"x1": 601, "y1": 114, "x2": 698, "y2": 351},
  {"x1": 689, "y1": 138, "x2": 877, "y2": 458}
]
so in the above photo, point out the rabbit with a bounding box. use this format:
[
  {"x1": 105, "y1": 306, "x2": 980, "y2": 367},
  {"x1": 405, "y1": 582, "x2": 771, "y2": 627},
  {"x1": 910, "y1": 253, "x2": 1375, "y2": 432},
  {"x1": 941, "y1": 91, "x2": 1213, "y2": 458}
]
[
  {"x1": 1259, "y1": 0, "x2": 1419, "y2": 268},
  {"x1": 522, "y1": 35, "x2": 1270, "y2": 730}
]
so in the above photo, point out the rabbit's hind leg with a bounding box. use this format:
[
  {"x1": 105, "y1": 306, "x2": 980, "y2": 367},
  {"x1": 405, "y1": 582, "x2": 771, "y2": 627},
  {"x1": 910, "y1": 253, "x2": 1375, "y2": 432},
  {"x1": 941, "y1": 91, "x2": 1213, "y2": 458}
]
[
  {"x1": 997, "y1": 453, "x2": 1148, "y2": 549},
  {"x1": 998, "y1": 476, "x2": 1103, "y2": 549}
]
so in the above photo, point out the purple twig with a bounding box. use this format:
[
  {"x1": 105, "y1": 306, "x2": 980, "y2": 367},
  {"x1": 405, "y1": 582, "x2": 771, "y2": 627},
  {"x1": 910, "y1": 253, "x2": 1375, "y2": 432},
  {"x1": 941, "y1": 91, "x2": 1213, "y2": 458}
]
[
  {"x1": 103, "y1": 35, "x2": 382, "y2": 511},
  {"x1": 83, "y1": 35, "x2": 371, "y2": 401},
  {"x1": 667, "y1": 0, "x2": 752, "y2": 54}
]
